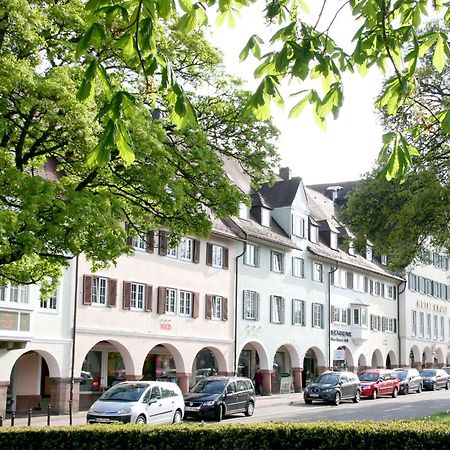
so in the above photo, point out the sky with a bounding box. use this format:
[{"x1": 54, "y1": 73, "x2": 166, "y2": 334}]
[{"x1": 207, "y1": 1, "x2": 385, "y2": 185}]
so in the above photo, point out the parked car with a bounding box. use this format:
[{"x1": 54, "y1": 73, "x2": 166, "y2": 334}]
[
  {"x1": 394, "y1": 368, "x2": 423, "y2": 394},
  {"x1": 419, "y1": 368, "x2": 450, "y2": 391},
  {"x1": 358, "y1": 369, "x2": 400, "y2": 399},
  {"x1": 183, "y1": 376, "x2": 255, "y2": 421},
  {"x1": 87, "y1": 381, "x2": 184, "y2": 424},
  {"x1": 303, "y1": 371, "x2": 361, "y2": 406},
  {"x1": 443, "y1": 367, "x2": 450, "y2": 376}
]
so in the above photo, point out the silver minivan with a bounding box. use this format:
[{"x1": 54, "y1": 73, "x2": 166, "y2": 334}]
[{"x1": 87, "y1": 381, "x2": 184, "y2": 424}]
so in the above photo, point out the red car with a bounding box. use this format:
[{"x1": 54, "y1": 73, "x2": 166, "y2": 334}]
[{"x1": 358, "y1": 369, "x2": 400, "y2": 399}]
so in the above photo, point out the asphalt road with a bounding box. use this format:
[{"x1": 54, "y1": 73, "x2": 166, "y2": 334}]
[{"x1": 219, "y1": 388, "x2": 450, "y2": 424}]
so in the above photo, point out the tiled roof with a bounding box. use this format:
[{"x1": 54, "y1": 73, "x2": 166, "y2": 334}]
[{"x1": 259, "y1": 177, "x2": 303, "y2": 208}]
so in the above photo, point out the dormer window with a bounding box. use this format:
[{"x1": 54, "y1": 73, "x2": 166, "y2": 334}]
[
  {"x1": 366, "y1": 245, "x2": 373, "y2": 262},
  {"x1": 239, "y1": 202, "x2": 248, "y2": 220},
  {"x1": 292, "y1": 215, "x2": 306, "y2": 238},
  {"x1": 381, "y1": 255, "x2": 388, "y2": 265},
  {"x1": 330, "y1": 231, "x2": 338, "y2": 250},
  {"x1": 349, "y1": 241, "x2": 356, "y2": 256},
  {"x1": 310, "y1": 225, "x2": 319, "y2": 243},
  {"x1": 261, "y1": 208, "x2": 270, "y2": 227}
]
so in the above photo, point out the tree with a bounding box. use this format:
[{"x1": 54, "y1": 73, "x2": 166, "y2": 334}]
[
  {"x1": 75, "y1": 0, "x2": 450, "y2": 181},
  {"x1": 339, "y1": 23, "x2": 449, "y2": 270},
  {"x1": 0, "y1": 0, "x2": 279, "y2": 291}
]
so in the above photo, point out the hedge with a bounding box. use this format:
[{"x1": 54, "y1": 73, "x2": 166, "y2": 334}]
[{"x1": 1, "y1": 421, "x2": 450, "y2": 450}]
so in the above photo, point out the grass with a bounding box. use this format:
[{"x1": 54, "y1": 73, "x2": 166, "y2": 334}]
[{"x1": 419, "y1": 411, "x2": 450, "y2": 423}]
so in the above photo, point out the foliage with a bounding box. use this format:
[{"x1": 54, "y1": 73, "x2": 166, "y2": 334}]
[
  {"x1": 0, "y1": 0, "x2": 279, "y2": 290},
  {"x1": 1, "y1": 421, "x2": 450, "y2": 450},
  {"x1": 76, "y1": 0, "x2": 450, "y2": 181}
]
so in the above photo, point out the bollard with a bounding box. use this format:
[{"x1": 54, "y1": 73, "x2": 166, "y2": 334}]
[
  {"x1": 11, "y1": 411, "x2": 15, "y2": 427},
  {"x1": 28, "y1": 408, "x2": 32, "y2": 426},
  {"x1": 69, "y1": 400, "x2": 72, "y2": 426},
  {"x1": 0, "y1": 415, "x2": 3, "y2": 427},
  {"x1": 47, "y1": 404, "x2": 51, "y2": 426}
]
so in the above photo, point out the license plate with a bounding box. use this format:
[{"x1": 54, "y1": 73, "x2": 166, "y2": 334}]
[
  {"x1": 185, "y1": 406, "x2": 199, "y2": 412},
  {"x1": 96, "y1": 418, "x2": 111, "y2": 423},
  {"x1": 309, "y1": 394, "x2": 319, "y2": 398}
]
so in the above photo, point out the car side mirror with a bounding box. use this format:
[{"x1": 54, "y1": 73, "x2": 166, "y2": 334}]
[{"x1": 148, "y1": 398, "x2": 157, "y2": 404}]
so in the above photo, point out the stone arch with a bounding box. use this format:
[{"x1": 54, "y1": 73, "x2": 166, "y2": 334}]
[
  {"x1": 422, "y1": 346, "x2": 432, "y2": 366},
  {"x1": 357, "y1": 353, "x2": 368, "y2": 371},
  {"x1": 446, "y1": 351, "x2": 450, "y2": 366},
  {"x1": 386, "y1": 349, "x2": 398, "y2": 368},
  {"x1": 334, "y1": 345, "x2": 355, "y2": 371},
  {"x1": 302, "y1": 346, "x2": 326, "y2": 368},
  {"x1": 371, "y1": 349, "x2": 383, "y2": 368},
  {"x1": 434, "y1": 347, "x2": 444, "y2": 366},
  {"x1": 238, "y1": 340, "x2": 270, "y2": 371},
  {"x1": 190, "y1": 346, "x2": 228, "y2": 386},
  {"x1": 6, "y1": 349, "x2": 61, "y2": 380},
  {"x1": 409, "y1": 345, "x2": 421, "y2": 367}
]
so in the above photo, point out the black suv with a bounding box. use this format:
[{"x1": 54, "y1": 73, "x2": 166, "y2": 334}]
[
  {"x1": 394, "y1": 368, "x2": 423, "y2": 394},
  {"x1": 184, "y1": 376, "x2": 255, "y2": 421},
  {"x1": 303, "y1": 371, "x2": 361, "y2": 406}
]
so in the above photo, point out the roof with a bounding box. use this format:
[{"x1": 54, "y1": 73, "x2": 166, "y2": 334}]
[
  {"x1": 307, "y1": 180, "x2": 360, "y2": 197},
  {"x1": 259, "y1": 177, "x2": 303, "y2": 208}
]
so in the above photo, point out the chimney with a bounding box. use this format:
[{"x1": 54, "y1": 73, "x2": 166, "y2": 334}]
[{"x1": 279, "y1": 167, "x2": 291, "y2": 181}]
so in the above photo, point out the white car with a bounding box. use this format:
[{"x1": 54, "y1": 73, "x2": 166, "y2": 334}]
[{"x1": 87, "y1": 381, "x2": 184, "y2": 424}]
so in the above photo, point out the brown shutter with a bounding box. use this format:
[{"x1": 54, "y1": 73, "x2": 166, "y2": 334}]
[
  {"x1": 193, "y1": 239, "x2": 200, "y2": 263},
  {"x1": 223, "y1": 247, "x2": 229, "y2": 269},
  {"x1": 146, "y1": 231, "x2": 155, "y2": 253},
  {"x1": 125, "y1": 223, "x2": 132, "y2": 246},
  {"x1": 158, "y1": 230, "x2": 167, "y2": 256},
  {"x1": 205, "y1": 295, "x2": 212, "y2": 319},
  {"x1": 83, "y1": 275, "x2": 92, "y2": 305},
  {"x1": 108, "y1": 279, "x2": 117, "y2": 307},
  {"x1": 222, "y1": 297, "x2": 228, "y2": 321},
  {"x1": 157, "y1": 287, "x2": 166, "y2": 314},
  {"x1": 364, "y1": 276, "x2": 368, "y2": 293},
  {"x1": 145, "y1": 284, "x2": 153, "y2": 312},
  {"x1": 192, "y1": 292, "x2": 200, "y2": 318},
  {"x1": 123, "y1": 282, "x2": 131, "y2": 310},
  {"x1": 206, "y1": 243, "x2": 213, "y2": 266}
]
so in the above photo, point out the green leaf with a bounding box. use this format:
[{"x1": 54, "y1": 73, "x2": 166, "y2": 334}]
[
  {"x1": 96, "y1": 63, "x2": 112, "y2": 100},
  {"x1": 440, "y1": 109, "x2": 450, "y2": 133},
  {"x1": 76, "y1": 60, "x2": 97, "y2": 102},
  {"x1": 122, "y1": 34, "x2": 135, "y2": 61},
  {"x1": 115, "y1": 120, "x2": 135, "y2": 164},
  {"x1": 432, "y1": 34, "x2": 446, "y2": 72},
  {"x1": 288, "y1": 92, "x2": 311, "y2": 118},
  {"x1": 88, "y1": 119, "x2": 115, "y2": 167},
  {"x1": 158, "y1": 0, "x2": 173, "y2": 18},
  {"x1": 179, "y1": 0, "x2": 193, "y2": 13}
]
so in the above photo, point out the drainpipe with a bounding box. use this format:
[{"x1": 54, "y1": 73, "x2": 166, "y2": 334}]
[
  {"x1": 69, "y1": 255, "x2": 79, "y2": 423},
  {"x1": 397, "y1": 279, "x2": 406, "y2": 368},
  {"x1": 327, "y1": 261, "x2": 339, "y2": 370},
  {"x1": 234, "y1": 234, "x2": 247, "y2": 375}
]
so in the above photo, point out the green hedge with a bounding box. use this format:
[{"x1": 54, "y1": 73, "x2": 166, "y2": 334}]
[{"x1": 1, "y1": 421, "x2": 449, "y2": 450}]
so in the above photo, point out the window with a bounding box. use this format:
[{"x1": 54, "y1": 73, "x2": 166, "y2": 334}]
[
  {"x1": 418, "y1": 277, "x2": 425, "y2": 293},
  {"x1": 348, "y1": 241, "x2": 356, "y2": 256},
  {"x1": 381, "y1": 255, "x2": 388, "y2": 265},
  {"x1": 271, "y1": 251, "x2": 284, "y2": 273},
  {"x1": 408, "y1": 273, "x2": 417, "y2": 291},
  {"x1": 411, "y1": 311, "x2": 417, "y2": 337},
  {"x1": 165, "y1": 288, "x2": 176, "y2": 314},
  {"x1": 40, "y1": 293, "x2": 57, "y2": 310},
  {"x1": 383, "y1": 317, "x2": 397, "y2": 333},
  {"x1": 211, "y1": 296, "x2": 223, "y2": 320},
  {"x1": 366, "y1": 245, "x2": 373, "y2": 261},
  {"x1": 179, "y1": 238, "x2": 194, "y2": 261},
  {"x1": 0, "y1": 285, "x2": 4, "y2": 301},
  {"x1": 131, "y1": 283, "x2": 145, "y2": 310},
  {"x1": 270, "y1": 296, "x2": 284, "y2": 324},
  {"x1": 261, "y1": 208, "x2": 270, "y2": 227},
  {"x1": 166, "y1": 245, "x2": 177, "y2": 258},
  {"x1": 243, "y1": 290, "x2": 259, "y2": 320},
  {"x1": 419, "y1": 312, "x2": 425, "y2": 337},
  {"x1": 292, "y1": 299, "x2": 305, "y2": 326},
  {"x1": 385, "y1": 285, "x2": 394, "y2": 299},
  {"x1": 345, "y1": 272, "x2": 354, "y2": 290},
  {"x1": 312, "y1": 262, "x2": 323, "y2": 283},
  {"x1": 92, "y1": 277, "x2": 107, "y2": 305},
  {"x1": 432, "y1": 281, "x2": 440, "y2": 298},
  {"x1": 331, "y1": 306, "x2": 340, "y2": 323},
  {"x1": 330, "y1": 232, "x2": 338, "y2": 250},
  {"x1": 292, "y1": 216, "x2": 306, "y2": 238},
  {"x1": 239, "y1": 202, "x2": 248, "y2": 219},
  {"x1": 179, "y1": 291, "x2": 193, "y2": 316},
  {"x1": 244, "y1": 244, "x2": 259, "y2": 267},
  {"x1": 310, "y1": 225, "x2": 319, "y2": 243},
  {"x1": 206, "y1": 243, "x2": 228, "y2": 269},
  {"x1": 440, "y1": 316, "x2": 444, "y2": 340},
  {"x1": 375, "y1": 281, "x2": 381, "y2": 296},
  {"x1": 353, "y1": 308, "x2": 360, "y2": 325},
  {"x1": 292, "y1": 257, "x2": 305, "y2": 278},
  {"x1": 132, "y1": 235, "x2": 147, "y2": 251},
  {"x1": 341, "y1": 308, "x2": 350, "y2": 325},
  {"x1": 433, "y1": 315, "x2": 438, "y2": 339},
  {"x1": 352, "y1": 307, "x2": 368, "y2": 327},
  {"x1": 426, "y1": 313, "x2": 431, "y2": 339},
  {"x1": 370, "y1": 314, "x2": 381, "y2": 331},
  {"x1": 312, "y1": 303, "x2": 324, "y2": 328},
  {"x1": 0, "y1": 311, "x2": 31, "y2": 332},
  {"x1": 0, "y1": 285, "x2": 29, "y2": 304}
]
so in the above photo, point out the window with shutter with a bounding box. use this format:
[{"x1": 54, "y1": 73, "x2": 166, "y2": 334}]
[
  {"x1": 192, "y1": 292, "x2": 199, "y2": 318},
  {"x1": 146, "y1": 231, "x2": 155, "y2": 253},
  {"x1": 222, "y1": 297, "x2": 228, "y2": 321},
  {"x1": 145, "y1": 285, "x2": 153, "y2": 312},
  {"x1": 206, "y1": 243, "x2": 213, "y2": 266},
  {"x1": 205, "y1": 295, "x2": 212, "y2": 319},
  {"x1": 193, "y1": 239, "x2": 200, "y2": 263},
  {"x1": 158, "y1": 230, "x2": 168, "y2": 255},
  {"x1": 157, "y1": 287, "x2": 167, "y2": 314},
  {"x1": 123, "y1": 282, "x2": 131, "y2": 310},
  {"x1": 83, "y1": 275, "x2": 93, "y2": 305},
  {"x1": 108, "y1": 279, "x2": 117, "y2": 307}
]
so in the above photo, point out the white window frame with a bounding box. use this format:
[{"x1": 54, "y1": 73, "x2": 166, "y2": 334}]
[
  {"x1": 292, "y1": 299, "x2": 305, "y2": 326},
  {"x1": 165, "y1": 288, "x2": 176, "y2": 314},
  {"x1": 244, "y1": 244, "x2": 258, "y2": 267},
  {"x1": 271, "y1": 295, "x2": 284, "y2": 324},
  {"x1": 310, "y1": 225, "x2": 318, "y2": 243},
  {"x1": 212, "y1": 244, "x2": 224, "y2": 268},
  {"x1": 179, "y1": 290, "x2": 193, "y2": 316},
  {"x1": 312, "y1": 303, "x2": 323, "y2": 328},
  {"x1": 40, "y1": 293, "x2": 57, "y2": 311},
  {"x1": 419, "y1": 312, "x2": 425, "y2": 337},
  {"x1": 411, "y1": 310, "x2": 417, "y2": 337},
  {"x1": 261, "y1": 208, "x2": 270, "y2": 227},
  {"x1": 332, "y1": 306, "x2": 340, "y2": 323},
  {"x1": 166, "y1": 246, "x2": 177, "y2": 258},
  {"x1": 426, "y1": 313, "x2": 431, "y2": 339},
  {"x1": 0, "y1": 285, "x2": 29, "y2": 304},
  {"x1": 433, "y1": 315, "x2": 438, "y2": 339},
  {"x1": 330, "y1": 232, "x2": 338, "y2": 250},
  {"x1": 292, "y1": 215, "x2": 305, "y2": 238},
  {"x1": 92, "y1": 277, "x2": 108, "y2": 306},
  {"x1": 243, "y1": 290, "x2": 259, "y2": 321},
  {"x1": 440, "y1": 316, "x2": 444, "y2": 341},
  {"x1": 132, "y1": 235, "x2": 147, "y2": 251},
  {"x1": 271, "y1": 251, "x2": 284, "y2": 273},
  {"x1": 130, "y1": 283, "x2": 145, "y2": 310},
  {"x1": 312, "y1": 262, "x2": 323, "y2": 283},
  {"x1": 179, "y1": 238, "x2": 194, "y2": 262},
  {"x1": 211, "y1": 295, "x2": 223, "y2": 320},
  {"x1": 292, "y1": 257, "x2": 305, "y2": 278}
]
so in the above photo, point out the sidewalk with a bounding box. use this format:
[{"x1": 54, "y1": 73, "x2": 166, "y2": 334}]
[{"x1": 1, "y1": 392, "x2": 303, "y2": 428}]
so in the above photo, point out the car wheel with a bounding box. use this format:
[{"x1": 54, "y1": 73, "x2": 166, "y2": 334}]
[
  {"x1": 446, "y1": 382, "x2": 450, "y2": 390},
  {"x1": 333, "y1": 392, "x2": 341, "y2": 406},
  {"x1": 215, "y1": 405, "x2": 224, "y2": 422},
  {"x1": 304, "y1": 399, "x2": 313, "y2": 404},
  {"x1": 245, "y1": 401, "x2": 255, "y2": 417},
  {"x1": 172, "y1": 409, "x2": 183, "y2": 423},
  {"x1": 135, "y1": 414, "x2": 147, "y2": 424},
  {"x1": 432, "y1": 382, "x2": 436, "y2": 391},
  {"x1": 404, "y1": 384, "x2": 409, "y2": 395},
  {"x1": 417, "y1": 383, "x2": 422, "y2": 393},
  {"x1": 392, "y1": 388, "x2": 398, "y2": 398},
  {"x1": 371, "y1": 389, "x2": 377, "y2": 400},
  {"x1": 353, "y1": 390, "x2": 361, "y2": 403}
]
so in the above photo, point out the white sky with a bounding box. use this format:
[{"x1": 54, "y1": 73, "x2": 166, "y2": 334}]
[{"x1": 207, "y1": 1, "x2": 385, "y2": 184}]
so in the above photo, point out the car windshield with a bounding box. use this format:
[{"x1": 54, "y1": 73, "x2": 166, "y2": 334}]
[
  {"x1": 191, "y1": 380, "x2": 226, "y2": 394},
  {"x1": 358, "y1": 372, "x2": 379, "y2": 382},
  {"x1": 99, "y1": 383, "x2": 148, "y2": 402},
  {"x1": 420, "y1": 370, "x2": 436, "y2": 377},
  {"x1": 314, "y1": 373, "x2": 340, "y2": 384},
  {"x1": 396, "y1": 371, "x2": 408, "y2": 381},
  {"x1": 443, "y1": 368, "x2": 450, "y2": 375}
]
